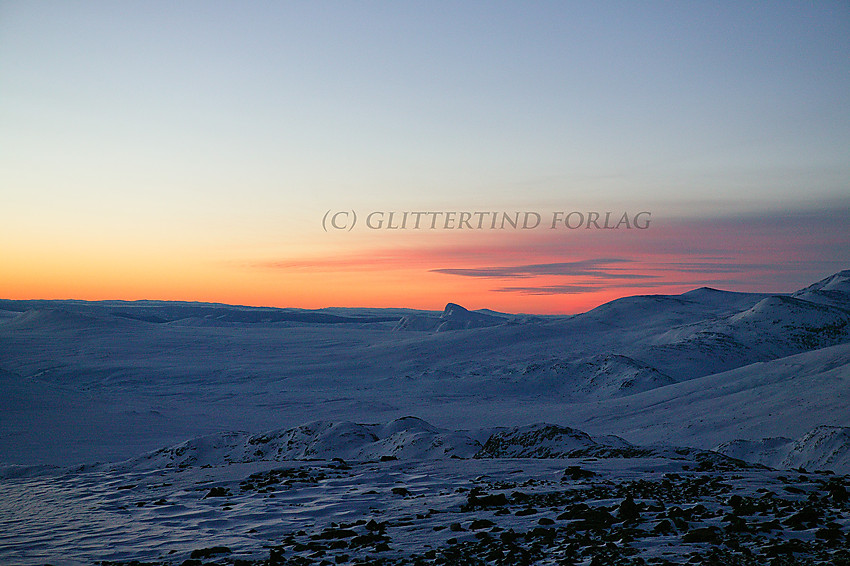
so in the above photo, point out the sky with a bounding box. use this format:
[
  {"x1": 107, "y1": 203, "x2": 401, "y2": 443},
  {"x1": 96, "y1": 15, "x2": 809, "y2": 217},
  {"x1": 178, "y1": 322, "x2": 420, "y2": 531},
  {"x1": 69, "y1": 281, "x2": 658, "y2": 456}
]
[{"x1": 1, "y1": 1, "x2": 848, "y2": 314}]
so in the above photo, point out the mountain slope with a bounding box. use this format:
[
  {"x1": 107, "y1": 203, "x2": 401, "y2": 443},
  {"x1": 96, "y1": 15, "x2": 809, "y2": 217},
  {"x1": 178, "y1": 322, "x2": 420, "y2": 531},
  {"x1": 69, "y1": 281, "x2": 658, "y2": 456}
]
[
  {"x1": 561, "y1": 342, "x2": 850, "y2": 449},
  {"x1": 793, "y1": 269, "x2": 850, "y2": 308}
]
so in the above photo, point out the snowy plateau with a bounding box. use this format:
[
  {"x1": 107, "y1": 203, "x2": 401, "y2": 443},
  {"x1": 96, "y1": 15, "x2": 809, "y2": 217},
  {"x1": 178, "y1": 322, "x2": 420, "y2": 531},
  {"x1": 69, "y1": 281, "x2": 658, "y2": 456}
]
[{"x1": 2, "y1": 271, "x2": 850, "y2": 565}]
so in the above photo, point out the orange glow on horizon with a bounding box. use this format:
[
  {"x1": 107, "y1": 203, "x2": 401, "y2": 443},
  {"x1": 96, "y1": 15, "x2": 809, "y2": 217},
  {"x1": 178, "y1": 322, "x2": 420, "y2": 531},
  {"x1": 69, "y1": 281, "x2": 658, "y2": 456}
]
[{"x1": 3, "y1": 211, "x2": 845, "y2": 315}]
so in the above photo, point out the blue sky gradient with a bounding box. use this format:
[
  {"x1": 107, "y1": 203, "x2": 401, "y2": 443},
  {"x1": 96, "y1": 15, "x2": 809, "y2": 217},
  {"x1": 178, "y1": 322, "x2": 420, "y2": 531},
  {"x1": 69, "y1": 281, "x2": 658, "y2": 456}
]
[{"x1": 1, "y1": 2, "x2": 848, "y2": 311}]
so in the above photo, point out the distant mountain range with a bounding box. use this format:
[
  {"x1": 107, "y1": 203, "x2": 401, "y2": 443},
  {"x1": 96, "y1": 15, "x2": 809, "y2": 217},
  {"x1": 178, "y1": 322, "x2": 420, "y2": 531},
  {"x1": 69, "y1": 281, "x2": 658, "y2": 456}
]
[{"x1": 0, "y1": 269, "x2": 848, "y2": 470}]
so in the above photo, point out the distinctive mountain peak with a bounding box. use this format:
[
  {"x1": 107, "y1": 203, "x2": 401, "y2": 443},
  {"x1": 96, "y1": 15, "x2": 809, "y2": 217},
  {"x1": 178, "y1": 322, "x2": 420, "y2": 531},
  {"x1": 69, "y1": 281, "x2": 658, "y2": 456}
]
[
  {"x1": 394, "y1": 302, "x2": 505, "y2": 332},
  {"x1": 436, "y1": 302, "x2": 505, "y2": 331},
  {"x1": 442, "y1": 303, "x2": 469, "y2": 317},
  {"x1": 687, "y1": 286, "x2": 723, "y2": 294}
]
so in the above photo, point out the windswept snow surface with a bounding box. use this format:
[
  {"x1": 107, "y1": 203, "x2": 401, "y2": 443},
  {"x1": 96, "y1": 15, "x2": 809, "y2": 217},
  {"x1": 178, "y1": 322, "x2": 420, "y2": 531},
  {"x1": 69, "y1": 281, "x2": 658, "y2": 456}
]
[{"x1": 2, "y1": 417, "x2": 850, "y2": 566}]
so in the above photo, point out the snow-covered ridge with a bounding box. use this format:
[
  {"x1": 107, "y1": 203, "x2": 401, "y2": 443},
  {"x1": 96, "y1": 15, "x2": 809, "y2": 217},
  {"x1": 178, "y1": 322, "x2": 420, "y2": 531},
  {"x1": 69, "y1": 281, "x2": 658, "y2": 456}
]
[
  {"x1": 114, "y1": 417, "x2": 753, "y2": 475},
  {"x1": 793, "y1": 269, "x2": 850, "y2": 308},
  {"x1": 717, "y1": 425, "x2": 850, "y2": 473},
  {"x1": 127, "y1": 417, "x2": 483, "y2": 470},
  {"x1": 118, "y1": 413, "x2": 850, "y2": 476},
  {"x1": 126, "y1": 417, "x2": 475, "y2": 470},
  {"x1": 0, "y1": 299, "x2": 410, "y2": 328},
  {"x1": 646, "y1": 292, "x2": 849, "y2": 373}
]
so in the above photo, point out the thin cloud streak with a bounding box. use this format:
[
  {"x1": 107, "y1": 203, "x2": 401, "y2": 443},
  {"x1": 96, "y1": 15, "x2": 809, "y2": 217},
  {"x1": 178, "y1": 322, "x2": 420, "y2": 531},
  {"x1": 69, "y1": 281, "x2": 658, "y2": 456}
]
[
  {"x1": 494, "y1": 285, "x2": 605, "y2": 295},
  {"x1": 431, "y1": 258, "x2": 652, "y2": 279}
]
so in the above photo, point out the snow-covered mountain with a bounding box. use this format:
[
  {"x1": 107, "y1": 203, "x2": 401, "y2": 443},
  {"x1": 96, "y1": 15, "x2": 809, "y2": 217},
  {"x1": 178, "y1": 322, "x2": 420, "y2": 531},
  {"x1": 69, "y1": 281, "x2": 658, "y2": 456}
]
[
  {"x1": 658, "y1": 294, "x2": 849, "y2": 356},
  {"x1": 394, "y1": 302, "x2": 508, "y2": 331},
  {"x1": 0, "y1": 270, "x2": 849, "y2": 467},
  {"x1": 792, "y1": 269, "x2": 850, "y2": 308},
  {"x1": 561, "y1": 342, "x2": 850, "y2": 451}
]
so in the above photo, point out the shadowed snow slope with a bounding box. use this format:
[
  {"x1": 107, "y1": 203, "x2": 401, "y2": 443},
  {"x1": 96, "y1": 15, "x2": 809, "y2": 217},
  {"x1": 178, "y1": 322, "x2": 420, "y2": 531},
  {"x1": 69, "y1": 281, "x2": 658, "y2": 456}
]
[
  {"x1": 717, "y1": 425, "x2": 850, "y2": 473},
  {"x1": 564, "y1": 342, "x2": 850, "y2": 451},
  {"x1": 519, "y1": 354, "x2": 674, "y2": 398}
]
